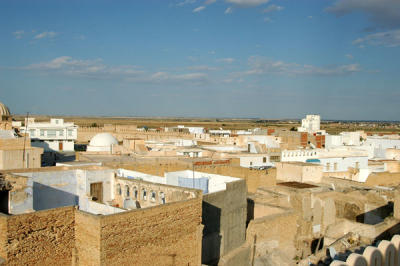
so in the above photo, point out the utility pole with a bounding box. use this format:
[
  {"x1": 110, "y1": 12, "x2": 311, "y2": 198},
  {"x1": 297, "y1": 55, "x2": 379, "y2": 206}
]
[{"x1": 22, "y1": 112, "x2": 29, "y2": 168}]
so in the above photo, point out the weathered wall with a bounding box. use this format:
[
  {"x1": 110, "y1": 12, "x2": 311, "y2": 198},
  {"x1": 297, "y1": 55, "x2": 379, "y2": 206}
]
[
  {"x1": 246, "y1": 211, "x2": 298, "y2": 261},
  {"x1": 99, "y1": 197, "x2": 203, "y2": 266},
  {"x1": 0, "y1": 147, "x2": 42, "y2": 170},
  {"x1": 0, "y1": 215, "x2": 7, "y2": 260},
  {"x1": 276, "y1": 162, "x2": 323, "y2": 183},
  {"x1": 75, "y1": 210, "x2": 101, "y2": 266},
  {"x1": 3, "y1": 206, "x2": 75, "y2": 265},
  {"x1": 202, "y1": 179, "x2": 247, "y2": 264}
]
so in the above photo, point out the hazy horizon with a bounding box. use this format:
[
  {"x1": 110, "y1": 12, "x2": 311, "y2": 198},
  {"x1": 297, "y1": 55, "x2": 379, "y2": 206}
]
[{"x1": 1, "y1": 0, "x2": 399, "y2": 121}]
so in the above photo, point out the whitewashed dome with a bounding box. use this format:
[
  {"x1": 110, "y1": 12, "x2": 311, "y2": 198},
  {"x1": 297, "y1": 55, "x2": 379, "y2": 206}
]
[
  {"x1": 89, "y1": 133, "x2": 118, "y2": 147},
  {"x1": 0, "y1": 102, "x2": 10, "y2": 117}
]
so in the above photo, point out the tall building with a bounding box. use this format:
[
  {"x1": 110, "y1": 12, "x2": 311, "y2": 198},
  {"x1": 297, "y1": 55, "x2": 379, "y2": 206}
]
[{"x1": 298, "y1": 114, "x2": 321, "y2": 134}]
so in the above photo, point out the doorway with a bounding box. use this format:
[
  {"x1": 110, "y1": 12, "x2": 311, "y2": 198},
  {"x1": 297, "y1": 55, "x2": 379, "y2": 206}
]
[
  {"x1": 0, "y1": 191, "x2": 9, "y2": 214},
  {"x1": 90, "y1": 182, "x2": 103, "y2": 202},
  {"x1": 59, "y1": 142, "x2": 63, "y2": 151}
]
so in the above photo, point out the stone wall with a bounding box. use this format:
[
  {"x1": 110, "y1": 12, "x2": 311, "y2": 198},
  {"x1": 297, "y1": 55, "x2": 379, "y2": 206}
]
[
  {"x1": 99, "y1": 197, "x2": 203, "y2": 265},
  {"x1": 246, "y1": 211, "x2": 299, "y2": 263},
  {"x1": 75, "y1": 210, "x2": 101, "y2": 266},
  {"x1": 1, "y1": 206, "x2": 75, "y2": 265},
  {"x1": 0, "y1": 197, "x2": 203, "y2": 266}
]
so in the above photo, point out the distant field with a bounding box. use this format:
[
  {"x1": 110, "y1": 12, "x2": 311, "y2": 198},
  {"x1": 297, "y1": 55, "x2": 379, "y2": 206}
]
[{"x1": 13, "y1": 115, "x2": 400, "y2": 134}]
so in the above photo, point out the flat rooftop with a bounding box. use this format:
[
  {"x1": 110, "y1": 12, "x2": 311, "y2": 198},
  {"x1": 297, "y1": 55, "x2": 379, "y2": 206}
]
[{"x1": 277, "y1": 182, "x2": 318, "y2": 189}]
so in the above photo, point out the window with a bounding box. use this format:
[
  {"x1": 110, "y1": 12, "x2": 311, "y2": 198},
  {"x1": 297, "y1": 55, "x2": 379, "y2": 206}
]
[
  {"x1": 29, "y1": 129, "x2": 35, "y2": 137},
  {"x1": 68, "y1": 130, "x2": 73, "y2": 137},
  {"x1": 334, "y1": 163, "x2": 338, "y2": 171},
  {"x1": 47, "y1": 130, "x2": 56, "y2": 137},
  {"x1": 151, "y1": 191, "x2": 156, "y2": 202},
  {"x1": 133, "y1": 187, "x2": 138, "y2": 199},
  {"x1": 59, "y1": 130, "x2": 64, "y2": 137},
  {"x1": 116, "y1": 184, "x2": 121, "y2": 195},
  {"x1": 263, "y1": 157, "x2": 267, "y2": 163},
  {"x1": 40, "y1": 130, "x2": 45, "y2": 137},
  {"x1": 250, "y1": 162, "x2": 253, "y2": 166},
  {"x1": 125, "y1": 185, "x2": 130, "y2": 197},
  {"x1": 142, "y1": 189, "x2": 147, "y2": 200}
]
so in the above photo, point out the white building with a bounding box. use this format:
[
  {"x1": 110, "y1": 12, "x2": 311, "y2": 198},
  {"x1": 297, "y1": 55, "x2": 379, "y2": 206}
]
[
  {"x1": 281, "y1": 147, "x2": 370, "y2": 181},
  {"x1": 361, "y1": 136, "x2": 400, "y2": 159},
  {"x1": 177, "y1": 125, "x2": 205, "y2": 135},
  {"x1": 87, "y1": 133, "x2": 118, "y2": 153},
  {"x1": 325, "y1": 131, "x2": 361, "y2": 148},
  {"x1": 21, "y1": 118, "x2": 78, "y2": 152},
  {"x1": 238, "y1": 154, "x2": 271, "y2": 168},
  {"x1": 117, "y1": 169, "x2": 240, "y2": 194},
  {"x1": 298, "y1": 115, "x2": 324, "y2": 134},
  {"x1": 208, "y1": 129, "x2": 231, "y2": 137}
]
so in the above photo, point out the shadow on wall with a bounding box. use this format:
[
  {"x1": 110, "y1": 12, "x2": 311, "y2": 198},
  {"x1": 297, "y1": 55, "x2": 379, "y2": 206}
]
[
  {"x1": 356, "y1": 202, "x2": 394, "y2": 225},
  {"x1": 373, "y1": 221, "x2": 400, "y2": 244},
  {"x1": 202, "y1": 201, "x2": 221, "y2": 265},
  {"x1": 33, "y1": 182, "x2": 79, "y2": 211},
  {"x1": 247, "y1": 198, "x2": 254, "y2": 228}
]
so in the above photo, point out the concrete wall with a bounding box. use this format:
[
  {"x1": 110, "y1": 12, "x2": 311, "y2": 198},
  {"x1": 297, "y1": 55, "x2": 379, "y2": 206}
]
[
  {"x1": 202, "y1": 179, "x2": 247, "y2": 265},
  {"x1": 0, "y1": 147, "x2": 42, "y2": 170}
]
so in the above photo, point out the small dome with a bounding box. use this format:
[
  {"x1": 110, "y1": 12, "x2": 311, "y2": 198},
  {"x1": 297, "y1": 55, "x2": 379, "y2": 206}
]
[
  {"x1": 0, "y1": 102, "x2": 10, "y2": 117},
  {"x1": 89, "y1": 133, "x2": 118, "y2": 147}
]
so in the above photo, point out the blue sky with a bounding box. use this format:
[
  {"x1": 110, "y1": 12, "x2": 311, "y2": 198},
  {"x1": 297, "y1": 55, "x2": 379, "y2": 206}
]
[{"x1": 0, "y1": 0, "x2": 399, "y2": 120}]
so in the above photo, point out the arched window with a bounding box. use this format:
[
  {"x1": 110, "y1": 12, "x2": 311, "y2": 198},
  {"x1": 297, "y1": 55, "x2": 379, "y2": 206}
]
[
  {"x1": 151, "y1": 191, "x2": 156, "y2": 202},
  {"x1": 125, "y1": 185, "x2": 130, "y2": 197},
  {"x1": 116, "y1": 183, "x2": 122, "y2": 195},
  {"x1": 133, "y1": 187, "x2": 138, "y2": 199},
  {"x1": 142, "y1": 188, "x2": 147, "y2": 200}
]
